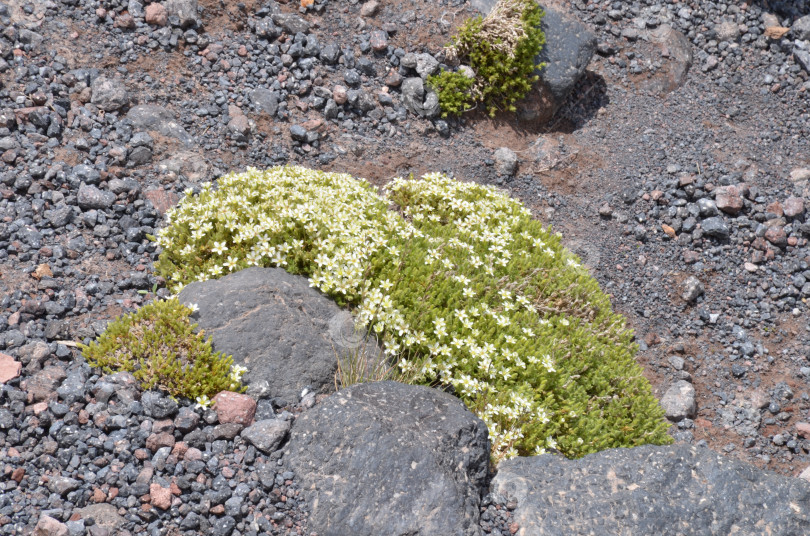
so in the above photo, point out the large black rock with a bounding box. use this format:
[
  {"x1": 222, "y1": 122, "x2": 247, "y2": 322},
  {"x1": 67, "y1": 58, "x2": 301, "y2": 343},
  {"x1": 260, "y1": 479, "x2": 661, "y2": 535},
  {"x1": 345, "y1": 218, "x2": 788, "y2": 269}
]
[
  {"x1": 285, "y1": 381, "x2": 491, "y2": 536},
  {"x1": 178, "y1": 267, "x2": 379, "y2": 403},
  {"x1": 493, "y1": 443, "x2": 810, "y2": 535}
]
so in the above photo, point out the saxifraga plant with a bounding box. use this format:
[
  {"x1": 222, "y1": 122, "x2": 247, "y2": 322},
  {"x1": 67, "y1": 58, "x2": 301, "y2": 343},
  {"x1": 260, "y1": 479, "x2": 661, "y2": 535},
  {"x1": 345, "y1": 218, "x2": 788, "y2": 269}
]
[{"x1": 152, "y1": 166, "x2": 672, "y2": 462}]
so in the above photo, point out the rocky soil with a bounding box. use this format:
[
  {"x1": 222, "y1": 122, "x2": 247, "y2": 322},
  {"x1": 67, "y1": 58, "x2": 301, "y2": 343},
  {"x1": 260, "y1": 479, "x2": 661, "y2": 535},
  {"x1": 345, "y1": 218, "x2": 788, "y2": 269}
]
[{"x1": 1, "y1": 0, "x2": 810, "y2": 534}]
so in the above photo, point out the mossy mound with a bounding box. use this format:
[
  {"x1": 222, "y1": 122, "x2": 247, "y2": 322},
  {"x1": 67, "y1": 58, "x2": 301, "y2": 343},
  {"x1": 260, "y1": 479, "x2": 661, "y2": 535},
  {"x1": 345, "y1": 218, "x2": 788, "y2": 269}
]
[
  {"x1": 79, "y1": 298, "x2": 246, "y2": 406},
  {"x1": 152, "y1": 166, "x2": 672, "y2": 461}
]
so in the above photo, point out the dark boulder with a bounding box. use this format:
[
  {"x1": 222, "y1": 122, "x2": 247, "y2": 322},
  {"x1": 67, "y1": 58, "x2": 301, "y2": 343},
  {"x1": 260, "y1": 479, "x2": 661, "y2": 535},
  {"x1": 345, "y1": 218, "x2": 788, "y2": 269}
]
[
  {"x1": 178, "y1": 267, "x2": 381, "y2": 403},
  {"x1": 493, "y1": 443, "x2": 810, "y2": 535},
  {"x1": 285, "y1": 381, "x2": 491, "y2": 536}
]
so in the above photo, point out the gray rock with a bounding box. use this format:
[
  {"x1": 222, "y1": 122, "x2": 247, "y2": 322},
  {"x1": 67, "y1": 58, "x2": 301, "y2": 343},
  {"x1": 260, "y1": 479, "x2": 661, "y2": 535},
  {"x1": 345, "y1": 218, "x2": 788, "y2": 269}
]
[
  {"x1": 164, "y1": 0, "x2": 199, "y2": 28},
  {"x1": 128, "y1": 0, "x2": 145, "y2": 18},
  {"x1": 400, "y1": 52, "x2": 417, "y2": 69},
  {"x1": 77, "y1": 184, "x2": 116, "y2": 210},
  {"x1": 126, "y1": 105, "x2": 195, "y2": 147},
  {"x1": 680, "y1": 275, "x2": 704, "y2": 303},
  {"x1": 320, "y1": 43, "x2": 341, "y2": 64},
  {"x1": 795, "y1": 47, "x2": 810, "y2": 74},
  {"x1": 47, "y1": 476, "x2": 81, "y2": 496},
  {"x1": 533, "y1": 7, "x2": 596, "y2": 105},
  {"x1": 493, "y1": 444, "x2": 810, "y2": 535},
  {"x1": 178, "y1": 267, "x2": 379, "y2": 403},
  {"x1": 45, "y1": 204, "x2": 73, "y2": 227},
  {"x1": 130, "y1": 131, "x2": 153, "y2": 147},
  {"x1": 494, "y1": 147, "x2": 518, "y2": 177},
  {"x1": 401, "y1": 77, "x2": 440, "y2": 118},
  {"x1": 701, "y1": 216, "x2": 729, "y2": 239},
  {"x1": 289, "y1": 124, "x2": 307, "y2": 142},
  {"x1": 0, "y1": 136, "x2": 18, "y2": 151},
  {"x1": 415, "y1": 53, "x2": 439, "y2": 79},
  {"x1": 71, "y1": 164, "x2": 101, "y2": 186},
  {"x1": 285, "y1": 381, "x2": 490, "y2": 536},
  {"x1": 660, "y1": 379, "x2": 696, "y2": 421},
  {"x1": 715, "y1": 20, "x2": 740, "y2": 42},
  {"x1": 0, "y1": 409, "x2": 12, "y2": 429},
  {"x1": 250, "y1": 88, "x2": 279, "y2": 116},
  {"x1": 792, "y1": 15, "x2": 810, "y2": 41},
  {"x1": 141, "y1": 391, "x2": 178, "y2": 419},
  {"x1": 697, "y1": 198, "x2": 718, "y2": 217},
  {"x1": 174, "y1": 407, "x2": 200, "y2": 433},
  {"x1": 57, "y1": 369, "x2": 87, "y2": 405},
  {"x1": 272, "y1": 13, "x2": 310, "y2": 35},
  {"x1": 73, "y1": 504, "x2": 126, "y2": 531},
  {"x1": 90, "y1": 76, "x2": 130, "y2": 112},
  {"x1": 157, "y1": 151, "x2": 209, "y2": 181},
  {"x1": 240, "y1": 419, "x2": 291, "y2": 454},
  {"x1": 227, "y1": 114, "x2": 251, "y2": 138},
  {"x1": 127, "y1": 146, "x2": 152, "y2": 166}
]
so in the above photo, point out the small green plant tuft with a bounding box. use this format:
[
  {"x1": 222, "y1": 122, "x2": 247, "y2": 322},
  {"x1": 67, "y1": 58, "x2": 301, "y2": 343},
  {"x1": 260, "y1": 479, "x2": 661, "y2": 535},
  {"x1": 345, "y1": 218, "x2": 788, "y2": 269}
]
[
  {"x1": 426, "y1": 70, "x2": 477, "y2": 118},
  {"x1": 428, "y1": 0, "x2": 546, "y2": 117},
  {"x1": 80, "y1": 298, "x2": 246, "y2": 402}
]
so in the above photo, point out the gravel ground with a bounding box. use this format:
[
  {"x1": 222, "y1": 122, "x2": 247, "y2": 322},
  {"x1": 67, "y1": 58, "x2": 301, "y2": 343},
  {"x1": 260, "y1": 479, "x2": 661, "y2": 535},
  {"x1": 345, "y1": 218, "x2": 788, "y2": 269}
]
[{"x1": 1, "y1": 0, "x2": 809, "y2": 533}]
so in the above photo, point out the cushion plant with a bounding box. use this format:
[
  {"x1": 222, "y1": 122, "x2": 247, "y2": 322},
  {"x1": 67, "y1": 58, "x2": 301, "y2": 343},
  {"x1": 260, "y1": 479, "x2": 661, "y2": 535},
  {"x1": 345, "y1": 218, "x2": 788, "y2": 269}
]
[{"x1": 150, "y1": 166, "x2": 671, "y2": 462}]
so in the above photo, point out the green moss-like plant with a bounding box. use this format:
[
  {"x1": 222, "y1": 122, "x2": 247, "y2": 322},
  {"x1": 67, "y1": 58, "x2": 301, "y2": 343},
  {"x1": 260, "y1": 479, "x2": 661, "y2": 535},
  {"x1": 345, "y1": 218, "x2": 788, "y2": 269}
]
[
  {"x1": 428, "y1": 0, "x2": 546, "y2": 117},
  {"x1": 79, "y1": 298, "x2": 246, "y2": 403},
  {"x1": 153, "y1": 166, "x2": 672, "y2": 462}
]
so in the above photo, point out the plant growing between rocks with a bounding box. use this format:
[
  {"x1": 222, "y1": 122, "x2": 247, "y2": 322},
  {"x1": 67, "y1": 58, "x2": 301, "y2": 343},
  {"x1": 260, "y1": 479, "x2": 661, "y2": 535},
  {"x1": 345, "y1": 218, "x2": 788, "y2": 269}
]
[
  {"x1": 79, "y1": 298, "x2": 247, "y2": 404},
  {"x1": 152, "y1": 166, "x2": 672, "y2": 462},
  {"x1": 428, "y1": 0, "x2": 546, "y2": 117}
]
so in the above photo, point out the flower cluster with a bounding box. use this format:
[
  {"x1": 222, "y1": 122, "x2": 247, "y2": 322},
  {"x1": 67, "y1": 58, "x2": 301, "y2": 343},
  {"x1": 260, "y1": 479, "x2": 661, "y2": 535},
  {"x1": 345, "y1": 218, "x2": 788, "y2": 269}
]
[{"x1": 154, "y1": 166, "x2": 672, "y2": 462}]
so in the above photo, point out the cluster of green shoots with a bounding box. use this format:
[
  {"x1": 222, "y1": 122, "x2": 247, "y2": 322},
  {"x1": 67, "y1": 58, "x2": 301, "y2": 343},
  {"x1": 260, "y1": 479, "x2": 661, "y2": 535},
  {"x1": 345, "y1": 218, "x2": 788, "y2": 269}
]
[
  {"x1": 428, "y1": 0, "x2": 546, "y2": 117},
  {"x1": 153, "y1": 166, "x2": 671, "y2": 462},
  {"x1": 79, "y1": 298, "x2": 246, "y2": 405}
]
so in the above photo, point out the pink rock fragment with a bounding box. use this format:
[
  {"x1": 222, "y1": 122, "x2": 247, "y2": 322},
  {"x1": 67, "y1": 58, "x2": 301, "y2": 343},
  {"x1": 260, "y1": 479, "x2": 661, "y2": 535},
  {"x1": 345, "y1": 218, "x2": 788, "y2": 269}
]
[
  {"x1": 0, "y1": 352, "x2": 21, "y2": 383},
  {"x1": 214, "y1": 391, "x2": 257, "y2": 426},
  {"x1": 150, "y1": 483, "x2": 172, "y2": 510},
  {"x1": 145, "y1": 3, "x2": 168, "y2": 26}
]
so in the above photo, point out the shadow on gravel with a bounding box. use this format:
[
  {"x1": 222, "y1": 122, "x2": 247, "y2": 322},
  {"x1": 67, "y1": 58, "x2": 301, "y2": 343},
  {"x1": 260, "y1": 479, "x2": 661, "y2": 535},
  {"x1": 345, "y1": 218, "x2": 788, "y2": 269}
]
[
  {"x1": 752, "y1": 0, "x2": 810, "y2": 17},
  {"x1": 466, "y1": 70, "x2": 609, "y2": 137},
  {"x1": 540, "y1": 70, "x2": 610, "y2": 134}
]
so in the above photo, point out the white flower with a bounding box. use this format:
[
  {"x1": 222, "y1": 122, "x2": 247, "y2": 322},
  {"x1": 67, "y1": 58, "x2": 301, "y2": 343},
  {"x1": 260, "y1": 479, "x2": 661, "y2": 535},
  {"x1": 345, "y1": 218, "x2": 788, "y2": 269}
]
[
  {"x1": 211, "y1": 241, "x2": 227, "y2": 255},
  {"x1": 433, "y1": 317, "x2": 448, "y2": 339},
  {"x1": 195, "y1": 395, "x2": 212, "y2": 409},
  {"x1": 224, "y1": 256, "x2": 240, "y2": 271}
]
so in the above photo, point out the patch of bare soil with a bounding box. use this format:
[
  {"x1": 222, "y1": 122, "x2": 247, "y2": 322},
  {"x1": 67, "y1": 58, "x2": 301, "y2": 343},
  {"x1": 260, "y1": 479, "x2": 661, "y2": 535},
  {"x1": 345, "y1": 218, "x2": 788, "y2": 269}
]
[{"x1": 199, "y1": 0, "x2": 264, "y2": 33}]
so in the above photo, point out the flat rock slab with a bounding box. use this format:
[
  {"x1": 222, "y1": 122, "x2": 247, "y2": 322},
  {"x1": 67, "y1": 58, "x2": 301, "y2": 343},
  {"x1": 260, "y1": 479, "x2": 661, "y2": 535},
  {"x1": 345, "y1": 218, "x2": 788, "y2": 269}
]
[
  {"x1": 285, "y1": 381, "x2": 491, "y2": 536},
  {"x1": 493, "y1": 444, "x2": 810, "y2": 536},
  {"x1": 178, "y1": 267, "x2": 379, "y2": 403}
]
